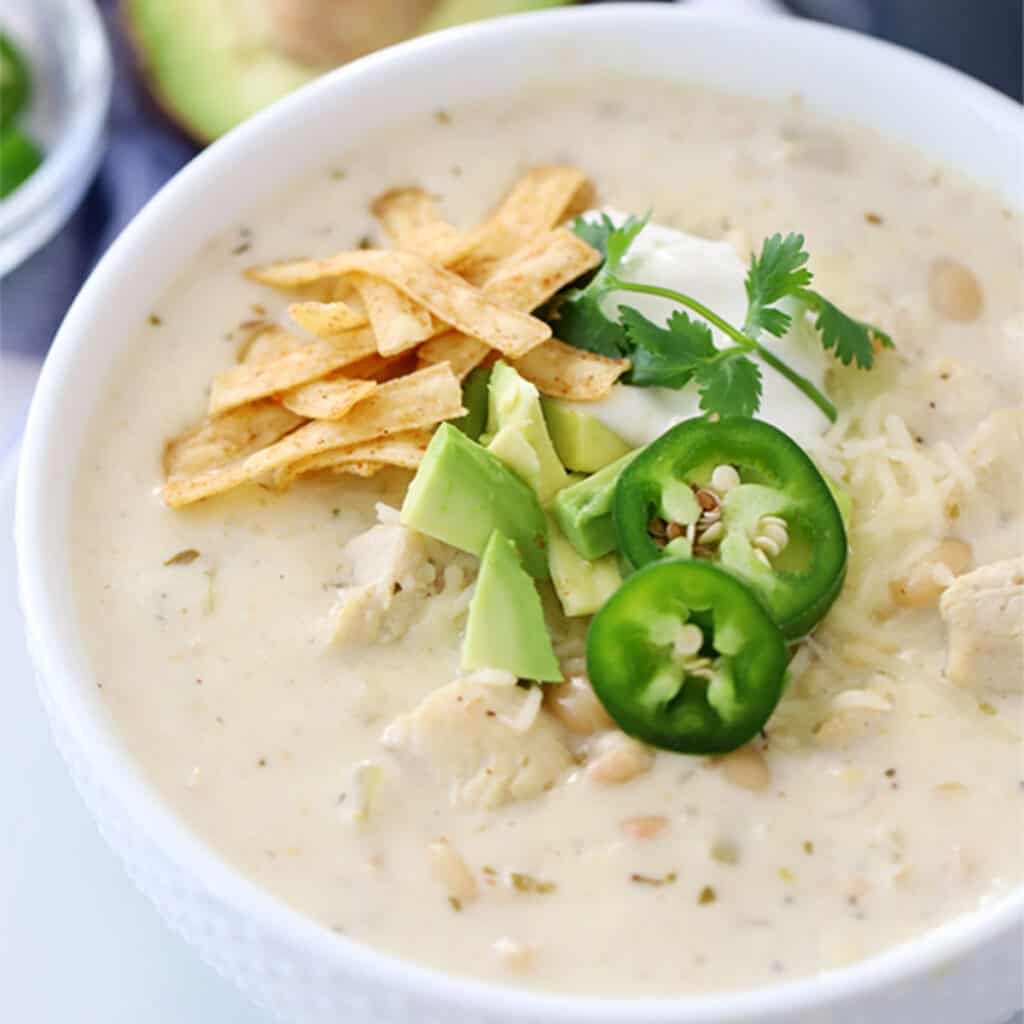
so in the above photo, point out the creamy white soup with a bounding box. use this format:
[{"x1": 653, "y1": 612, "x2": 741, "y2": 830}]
[{"x1": 72, "y1": 80, "x2": 1023, "y2": 997}]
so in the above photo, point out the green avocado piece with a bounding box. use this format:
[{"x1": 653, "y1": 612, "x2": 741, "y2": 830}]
[
  {"x1": 462, "y1": 531, "x2": 562, "y2": 681},
  {"x1": 124, "y1": 0, "x2": 572, "y2": 143},
  {"x1": 0, "y1": 128, "x2": 42, "y2": 199},
  {"x1": 0, "y1": 33, "x2": 31, "y2": 131},
  {"x1": 550, "y1": 449, "x2": 640, "y2": 561},
  {"x1": 124, "y1": 0, "x2": 321, "y2": 142},
  {"x1": 485, "y1": 361, "x2": 568, "y2": 503},
  {"x1": 451, "y1": 365, "x2": 491, "y2": 442},
  {"x1": 400, "y1": 422, "x2": 548, "y2": 578},
  {"x1": 546, "y1": 514, "x2": 621, "y2": 618},
  {"x1": 422, "y1": 0, "x2": 571, "y2": 32},
  {"x1": 541, "y1": 399, "x2": 633, "y2": 473}
]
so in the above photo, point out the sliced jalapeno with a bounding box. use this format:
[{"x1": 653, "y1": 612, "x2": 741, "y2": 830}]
[
  {"x1": 613, "y1": 417, "x2": 847, "y2": 638},
  {"x1": 586, "y1": 560, "x2": 788, "y2": 754}
]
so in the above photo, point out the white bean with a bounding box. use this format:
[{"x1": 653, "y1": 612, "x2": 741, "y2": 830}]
[
  {"x1": 545, "y1": 674, "x2": 615, "y2": 735},
  {"x1": 928, "y1": 259, "x2": 984, "y2": 322},
  {"x1": 621, "y1": 815, "x2": 669, "y2": 840},
  {"x1": 717, "y1": 744, "x2": 771, "y2": 791},
  {"x1": 587, "y1": 732, "x2": 654, "y2": 785}
]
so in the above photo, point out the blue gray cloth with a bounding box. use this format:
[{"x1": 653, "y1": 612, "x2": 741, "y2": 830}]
[{"x1": 2, "y1": 0, "x2": 197, "y2": 363}]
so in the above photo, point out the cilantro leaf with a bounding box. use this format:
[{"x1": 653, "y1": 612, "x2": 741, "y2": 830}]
[
  {"x1": 569, "y1": 213, "x2": 617, "y2": 259},
  {"x1": 742, "y1": 232, "x2": 893, "y2": 373},
  {"x1": 539, "y1": 214, "x2": 647, "y2": 358},
  {"x1": 743, "y1": 233, "x2": 813, "y2": 339},
  {"x1": 620, "y1": 306, "x2": 716, "y2": 388},
  {"x1": 694, "y1": 354, "x2": 763, "y2": 419},
  {"x1": 802, "y1": 290, "x2": 894, "y2": 369},
  {"x1": 620, "y1": 305, "x2": 763, "y2": 418},
  {"x1": 549, "y1": 294, "x2": 630, "y2": 359},
  {"x1": 543, "y1": 210, "x2": 892, "y2": 426},
  {"x1": 570, "y1": 213, "x2": 646, "y2": 269}
]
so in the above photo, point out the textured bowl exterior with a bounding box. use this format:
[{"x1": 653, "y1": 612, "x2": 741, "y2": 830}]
[{"x1": 15, "y1": 6, "x2": 1024, "y2": 1023}]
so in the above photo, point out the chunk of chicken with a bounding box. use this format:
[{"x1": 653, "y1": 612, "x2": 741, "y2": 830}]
[
  {"x1": 381, "y1": 680, "x2": 572, "y2": 808},
  {"x1": 940, "y1": 557, "x2": 1024, "y2": 693},
  {"x1": 327, "y1": 523, "x2": 429, "y2": 646}
]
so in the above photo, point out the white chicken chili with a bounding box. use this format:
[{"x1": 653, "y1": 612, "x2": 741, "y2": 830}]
[{"x1": 72, "y1": 80, "x2": 1023, "y2": 996}]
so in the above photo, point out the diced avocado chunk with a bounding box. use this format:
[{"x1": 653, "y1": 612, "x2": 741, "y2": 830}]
[
  {"x1": 546, "y1": 515, "x2": 622, "y2": 617},
  {"x1": 400, "y1": 423, "x2": 548, "y2": 579},
  {"x1": 550, "y1": 449, "x2": 640, "y2": 560},
  {"x1": 451, "y1": 365, "x2": 491, "y2": 442},
  {"x1": 462, "y1": 532, "x2": 562, "y2": 682},
  {"x1": 541, "y1": 399, "x2": 633, "y2": 473},
  {"x1": 486, "y1": 428, "x2": 544, "y2": 499},
  {"x1": 485, "y1": 361, "x2": 568, "y2": 503}
]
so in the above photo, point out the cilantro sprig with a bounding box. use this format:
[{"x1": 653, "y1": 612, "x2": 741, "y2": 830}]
[
  {"x1": 544, "y1": 213, "x2": 647, "y2": 359},
  {"x1": 542, "y1": 218, "x2": 893, "y2": 423}
]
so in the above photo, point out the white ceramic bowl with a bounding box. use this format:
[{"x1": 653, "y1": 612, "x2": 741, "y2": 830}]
[{"x1": 15, "y1": 6, "x2": 1024, "y2": 1023}]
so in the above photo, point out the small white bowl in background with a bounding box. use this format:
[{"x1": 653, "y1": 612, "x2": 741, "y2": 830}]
[
  {"x1": 0, "y1": 0, "x2": 112, "y2": 276},
  {"x1": 14, "y1": 6, "x2": 1024, "y2": 1023}
]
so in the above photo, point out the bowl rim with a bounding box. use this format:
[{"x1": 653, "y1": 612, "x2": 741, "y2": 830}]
[
  {"x1": 15, "y1": 4, "x2": 1024, "y2": 1020},
  {"x1": 0, "y1": 0, "x2": 113, "y2": 276}
]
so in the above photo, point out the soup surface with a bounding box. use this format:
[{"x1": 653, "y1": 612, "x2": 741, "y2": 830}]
[{"x1": 72, "y1": 80, "x2": 1023, "y2": 996}]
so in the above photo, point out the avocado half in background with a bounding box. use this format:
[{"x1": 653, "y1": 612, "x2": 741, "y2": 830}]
[{"x1": 123, "y1": 0, "x2": 574, "y2": 144}]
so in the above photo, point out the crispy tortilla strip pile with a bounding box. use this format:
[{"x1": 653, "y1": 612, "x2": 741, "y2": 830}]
[{"x1": 163, "y1": 165, "x2": 630, "y2": 508}]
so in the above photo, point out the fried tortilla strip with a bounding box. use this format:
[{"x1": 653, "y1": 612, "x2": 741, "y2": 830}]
[
  {"x1": 333, "y1": 461, "x2": 383, "y2": 478},
  {"x1": 481, "y1": 228, "x2": 599, "y2": 311},
  {"x1": 371, "y1": 187, "x2": 473, "y2": 265},
  {"x1": 416, "y1": 229, "x2": 599, "y2": 379},
  {"x1": 343, "y1": 351, "x2": 419, "y2": 382},
  {"x1": 452, "y1": 165, "x2": 589, "y2": 284},
  {"x1": 288, "y1": 429, "x2": 433, "y2": 479},
  {"x1": 511, "y1": 338, "x2": 630, "y2": 400},
  {"x1": 350, "y1": 273, "x2": 437, "y2": 355},
  {"x1": 164, "y1": 363, "x2": 464, "y2": 507},
  {"x1": 279, "y1": 376, "x2": 377, "y2": 420},
  {"x1": 209, "y1": 328, "x2": 377, "y2": 415},
  {"x1": 416, "y1": 332, "x2": 490, "y2": 380},
  {"x1": 273, "y1": 426, "x2": 431, "y2": 488},
  {"x1": 237, "y1": 324, "x2": 305, "y2": 364},
  {"x1": 248, "y1": 250, "x2": 550, "y2": 358},
  {"x1": 288, "y1": 300, "x2": 367, "y2": 336},
  {"x1": 163, "y1": 400, "x2": 306, "y2": 479}
]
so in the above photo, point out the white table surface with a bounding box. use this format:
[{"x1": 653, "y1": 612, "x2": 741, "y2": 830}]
[{"x1": 0, "y1": 449, "x2": 275, "y2": 1023}]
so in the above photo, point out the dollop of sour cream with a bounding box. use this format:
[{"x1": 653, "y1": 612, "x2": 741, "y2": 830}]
[{"x1": 560, "y1": 211, "x2": 832, "y2": 449}]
